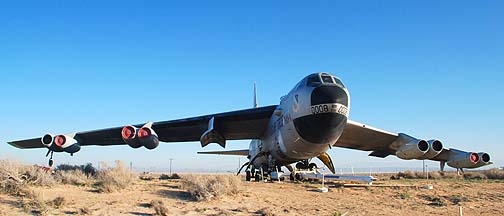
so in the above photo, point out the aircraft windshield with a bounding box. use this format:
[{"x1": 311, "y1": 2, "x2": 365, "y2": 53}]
[
  {"x1": 333, "y1": 77, "x2": 345, "y2": 88},
  {"x1": 306, "y1": 75, "x2": 321, "y2": 87},
  {"x1": 321, "y1": 75, "x2": 334, "y2": 84}
]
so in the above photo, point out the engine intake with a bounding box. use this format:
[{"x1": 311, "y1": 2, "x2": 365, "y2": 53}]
[
  {"x1": 396, "y1": 139, "x2": 429, "y2": 160},
  {"x1": 418, "y1": 139, "x2": 443, "y2": 159},
  {"x1": 138, "y1": 123, "x2": 159, "y2": 150},
  {"x1": 41, "y1": 134, "x2": 53, "y2": 147},
  {"x1": 121, "y1": 126, "x2": 142, "y2": 149},
  {"x1": 53, "y1": 134, "x2": 81, "y2": 154}
]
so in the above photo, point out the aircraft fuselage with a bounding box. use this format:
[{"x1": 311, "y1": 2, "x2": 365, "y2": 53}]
[{"x1": 250, "y1": 73, "x2": 350, "y2": 169}]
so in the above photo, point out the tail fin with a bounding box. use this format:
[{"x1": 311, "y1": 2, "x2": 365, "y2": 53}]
[{"x1": 253, "y1": 82, "x2": 258, "y2": 108}]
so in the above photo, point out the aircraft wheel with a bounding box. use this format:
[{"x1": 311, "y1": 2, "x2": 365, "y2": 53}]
[
  {"x1": 309, "y1": 163, "x2": 317, "y2": 170},
  {"x1": 295, "y1": 162, "x2": 304, "y2": 170},
  {"x1": 295, "y1": 173, "x2": 303, "y2": 181},
  {"x1": 246, "y1": 171, "x2": 251, "y2": 181},
  {"x1": 255, "y1": 173, "x2": 262, "y2": 182},
  {"x1": 289, "y1": 173, "x2": 295, "y2": 181},
  {"x1": 48, "y1": 159, "x2": 54, "y2": 167}
]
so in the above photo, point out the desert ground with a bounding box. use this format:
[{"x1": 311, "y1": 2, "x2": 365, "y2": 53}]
[{"x1": 1, "y1": 171, "x2": 503, "y2": 216}]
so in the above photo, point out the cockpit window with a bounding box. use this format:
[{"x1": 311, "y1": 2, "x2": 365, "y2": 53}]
[
  {"x1": 333, "y1": 77, "x2": 345, "y2": 88},
  {"x1": 306, "y1": 75, "x2": 321, "y2": 87},
  {"x1": 321, "y1": 75, "x2": 334, "y2": 84}
]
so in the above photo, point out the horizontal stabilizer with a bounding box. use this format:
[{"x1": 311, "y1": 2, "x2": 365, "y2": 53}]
[{"x1": 197, "y1": 149, "x2": 249, "y2": 156}]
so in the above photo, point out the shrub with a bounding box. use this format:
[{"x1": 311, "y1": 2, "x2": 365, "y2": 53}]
[
  {"x1": 55, "y1": 163, "x2": 97, "y2": 177},
  {"x1": 428, "y1": 171, "x2": 442, "y2": 179},
  {"x1": 159, "y1": 173, "x2": 181, "y2": 180},
  {"x1": 398, "y1": 171, "x2": 420, "y2": 179},
  {"x1": 47, "y1": 196, "x2": 66, "y2": 209},
  {"x1": 19, "y1": 189, "x2": 48, "y2": 215},
  {"x1": 482, "y1": 169, "x2": 504, "y2": 179},
  {"x1": 463, "y1": 172, "x2": 487, "y2": 180},
  {"x1": 441, "y1": 171, "x2": 463, "y2": 179},
  {"x1": 55, "y1": 170, "x2": 91, "y2": 186},
  {"x1": 0, "y1": 160, "x2": 55, "y2": 196},
  {"x1": 181, "y1": 175, "x2": 241, "y2": 201},
  {"x1": 150, "y1": 200, "x2": 169, "y2": 216},
  {"x1": 171, "y1": 173, "x2": 181, "y2": 179},
  {"x1": 95, "y1": 161, "x2": 136, "y2": 193},
  {"x1": 78, "y1": 207, "x2": 92, "y2": 215}
]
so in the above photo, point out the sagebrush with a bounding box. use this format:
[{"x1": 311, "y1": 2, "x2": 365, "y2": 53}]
[
  {"x1": 181, "y1": 175, "x2": 241, "y2": 201},
  {"x1": 95, "y1": 161, "x2": 136, "y2": 193}
]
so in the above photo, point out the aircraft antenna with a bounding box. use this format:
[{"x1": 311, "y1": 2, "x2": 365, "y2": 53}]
[{"x1": 253, "y1": 82, "x2": 258, "y2": 108}]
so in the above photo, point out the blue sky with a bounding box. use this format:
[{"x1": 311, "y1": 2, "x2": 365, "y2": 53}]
[{"x1": 1, "y1": 1, "x2": 502, "y2": 172}]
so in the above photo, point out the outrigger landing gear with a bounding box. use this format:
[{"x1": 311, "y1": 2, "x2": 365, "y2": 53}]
[{"x1": 46, "y1": 150, "x2": 54, "y2": 167}]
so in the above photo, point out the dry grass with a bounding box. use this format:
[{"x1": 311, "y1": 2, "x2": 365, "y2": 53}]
[
  {"x1": 55, "y1": 170, "x2": 91, "y2": 186},
  {"x1": 47, "y1": 196, "x2": 66, "y2": 209},
  {"x1": 19, "y1": 189, "x2": 48, "y2": 215},
  {"x1": 95, "y1": 161, "x2": 136, "y2": 193},
  {"x1": 181, "y1": 175, "x2": 241, "y2": 201},
  {"x1": 0, "y1": 160, "x2": 55, "y2": 196},
  {"x1": 150, "y1": 200, "x2": 169, "y2": 216},
  {"x1": 463, "y1": 172, "x2": 488, "y2": 180},
  {"x1": 482, "y1": 168, "x2": 504, "y2": 179},
  {"x1": 77, "y1": 207, "x2": 92, "y2": 215}
]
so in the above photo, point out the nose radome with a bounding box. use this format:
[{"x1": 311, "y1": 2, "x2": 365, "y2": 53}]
[{"x1": 311, "y1": 86, "x2": 349, "y2": 106}]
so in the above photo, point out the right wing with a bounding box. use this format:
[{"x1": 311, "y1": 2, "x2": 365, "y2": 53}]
[
  {"x1": 8, "y1": 105, "x2": 277, "y2": 149},
  {"x1": 334, "y1": 120, "x2": 492, "y2": 170},
  {"x1": 334, "y1": 120, "x2": 399, "y2": 157}
]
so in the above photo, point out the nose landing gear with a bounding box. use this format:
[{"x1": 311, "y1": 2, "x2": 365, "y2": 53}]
[{"x1": 295, "y1": 160, "x2": 317, "y2": 171}]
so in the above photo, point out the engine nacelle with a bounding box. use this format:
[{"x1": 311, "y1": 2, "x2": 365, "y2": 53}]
[
  {"x1": 446, "y1": 151, "x2": 480, "y2": 168},
  {"x1": 138, "y1": 125, "x2": 159, "y2": 150},
  {"x1": 53, "y1": 134, "x2": 81, "y2": 154},
  {"x1": 418, "y1": 140, "x2": 443, "y2": 159},
  {"x1": 474, "y1": 152, "x2": 491, "y2": 168},
  {"x1": 121, "y1": 126, "x2": 142, "y2": 149},
  {"x1": 396, "y1": 139, "x2": 429, "y2": 160},
  {"x1": 41, "y1": 134, "x2": 54, "y2": 147}
]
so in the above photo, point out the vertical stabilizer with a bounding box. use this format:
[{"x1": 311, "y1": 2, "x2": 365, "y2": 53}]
[{"x1": 253, "y1": 82, "x2": 258, "y2": 108}]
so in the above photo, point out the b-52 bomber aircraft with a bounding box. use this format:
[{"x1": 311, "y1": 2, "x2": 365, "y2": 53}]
[{"x1": 9, "y1": 73, "x2": 492, "y2": 180}]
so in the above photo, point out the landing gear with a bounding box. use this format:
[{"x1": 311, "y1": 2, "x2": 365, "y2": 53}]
[
  {"x1": 46, "y1": 150, "x2": 54, "y2": 167},
  {"x1": 255, "y1": 173, "x2": 262, "y2": 181},
  {"x1": 246, "y1": 171, "x2": 251, "y2": 181},
  {"x1": 295, "y1": 160, "x2": 317, "y2": 171}
]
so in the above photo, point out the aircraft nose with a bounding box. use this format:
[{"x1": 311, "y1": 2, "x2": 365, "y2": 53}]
[
  {"x1": 311, "y1": 85, "x2": 349, "y2": 107},
  {"x1": 293, "y1": 85, "x2": 349, "y2": 144}
]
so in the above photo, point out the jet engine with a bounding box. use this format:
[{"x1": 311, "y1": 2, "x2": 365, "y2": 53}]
[
  {"x1": 446, "y1": 151, "x2": 480, "y2": 168},
  {"x1": 41, "y1": 134, "x2": 54, "y2": 147},
  {"x1": 121, "y1": 126, "x2": 142, "y2": 149},
  {"x1": 53, "y1": 134, "x2": 81, "y2": 154},
  {"x1": 138, "y1": 124, "x2": 159, "y2": 150},
  {"x1": 396, "y1": 139, "x2": 429, "y2": 160},
  {"x1": 418, "y1": 139, "x2": 443, "y2": 159},
  {"x1": 474, "y1": 152, "x2": 491, "y2": 168}
]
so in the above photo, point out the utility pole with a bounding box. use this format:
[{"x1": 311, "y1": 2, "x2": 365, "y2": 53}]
[
  {"x1": 238, "y1": 158, "x2": 241, "y2": 173},
  {"x1": 423, "y1": 160, "x2": 426, "y2": 178},
  {"x1": 169, "y1": 158, "x2": 173, "y2": 176},
  {"x1": 130, "y1": 161, "x2": 133, "y2": 171}
]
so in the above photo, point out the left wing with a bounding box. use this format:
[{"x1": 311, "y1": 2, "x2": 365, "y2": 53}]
[
  {"x1": 197, "y1": 149, "x2": 249, "y2": 156},
  {"x1": 8, "y1": 105, "x2": 277, "y2": 149}
]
